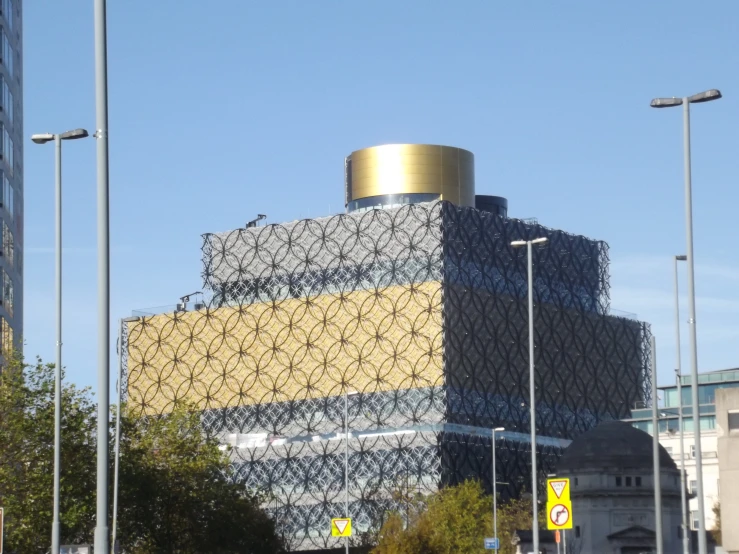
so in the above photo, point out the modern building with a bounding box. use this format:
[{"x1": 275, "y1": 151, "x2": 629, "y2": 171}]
[
  {"x1": 554, "y1": 420, "x2": 683, "y2": 554},
  {"x1": 0, "y1": 0, "x2": 21, "y2": 354},
  {"x1": 627, "y1": 368, "x2": 739, "y2": 534},
  {"x1": 123, "y1": 144, "x2": 651, "y2": 551},
  {"x1": 716, "y1": 388, "x2": 739, "y2": 554}
]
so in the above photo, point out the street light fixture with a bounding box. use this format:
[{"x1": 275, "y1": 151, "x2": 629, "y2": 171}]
[
  {"x1": 344, "y1": 389, "x2": 359, "y2": 554},
  {"x1": 31, "y1": 127, "x2": 90, "y2": 554},
  {"x1": 510, "y1": 236, "x2": 548, "y2": 554},
  {"x1": 650, "y1": 89, "x2": 722, "y2": 554},
  {"x1": 650, "y1": 336, "x2": 664, "y2": 554},
  {"x1": 111, "y1": 316, "x2": 141, "y2": 554},
  {"x1": 673, "y1": 254, "x2": 689, "y2": 554},
  {"x1": 93, "y1": 1, "x2": 113, "y2": 552},
  {"x1": 492, "y1": 427, "x2": 505, "y2": 552}
]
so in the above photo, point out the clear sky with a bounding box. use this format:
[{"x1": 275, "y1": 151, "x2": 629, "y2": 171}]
[{"x1": 23, "y1": 1, "x2": 739, "y2": 395}]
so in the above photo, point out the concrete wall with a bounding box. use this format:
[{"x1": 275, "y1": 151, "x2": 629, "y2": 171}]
[{"x1": 717, "y1": 388, "x2": 739, "y2": 554}]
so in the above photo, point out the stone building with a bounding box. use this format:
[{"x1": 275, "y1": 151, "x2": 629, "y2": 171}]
[{"x1": 555, "y1": 420, "x2": 683, "y2": 554}]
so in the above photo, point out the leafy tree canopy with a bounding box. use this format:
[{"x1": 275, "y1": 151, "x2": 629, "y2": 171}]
[
  {"x1": 0, "y1": 352, "x2": 284, "y2": 554},
  {"x1": 372, "y1": 480, "x2": 544, "y2": 554}
]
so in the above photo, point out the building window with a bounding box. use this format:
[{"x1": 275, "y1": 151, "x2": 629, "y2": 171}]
[
  {"x1": 690, "y1": 480, "x2": 697, "y2": 494},
  {"x1": 1, "y1": 126, "x2": 13, "y2": 175},
  {"x1": 1, "y1": 32, "x2": 12, "y2": 79},
  {"x1": 690, "y1": 444, "x2": 696, "y2": 458},
  {"x1": 625, "y1": 476, "x2": 632, "y2": 486},
  {"x1": 729, "y1": 411, "x2": 739, "y2": 433},
  {"x1": 635, "y1": 476, "x2": 642, "y2": 487},
  {"x1": 0, "y1": 315, "x2": 11, "y2": 354},
  {"x1": 615, "y1": 476, "x2": 622, "y2": 487},
  {"x1": 691, "y1": 511, "x2": 699, "y2": 531},
  {"x1": 574, "y1": 478, "x2": 578, "y2": 486},
  {"x1": 2, "y1": 0, "x2": 13, "y2": 31},
  {"x1": 575, "y1": 526, "x2": 581, "y2": 538},
  {"x1": 2, "y1": 174, "x2": 12, "y2": 218},
  {"x1": 1, "y1": 78, "x2": 12, "y2": 124},
  {"x1": 2, "y1": 221, "x2": 12, "y2": 267},
  {"x1": 2, "y1": 269, "x2": 12, "y2": 317}
]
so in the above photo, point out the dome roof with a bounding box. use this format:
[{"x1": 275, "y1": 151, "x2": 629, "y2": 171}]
[{"x1": 557, "y1": 420, "x2": 677, "y2": 473}]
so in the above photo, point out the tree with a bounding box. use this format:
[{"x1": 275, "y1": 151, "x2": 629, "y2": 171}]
[
  {"x1": 372, "y1": 481, "x2": 545, "y2": 554},
  {"x1": 117, "y1": 404, "x2": 285, "y2": 553},
  {"x1": 711, "y1": 501, "x2": 721, "y2": 545},
  {"x1": 0, "y1": 351, "x2": 284, "y2": 553},
  {"x1": 497, "y1": 496, "x2": 548, "y2": 554},
  {"x1": 373, "y1": 480, "x2": 491, "y2": 554},
  {"x1": 0, "y1": 353, "x2": 97, "y2": 553}
]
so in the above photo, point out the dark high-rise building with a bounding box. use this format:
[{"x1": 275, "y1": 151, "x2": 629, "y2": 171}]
[
  {"x1": 0, "y1": 0, "x2": 22, "y2": 352},
  {"x1": 124, "y1": 144, "x2": 650, "y2": 551}
]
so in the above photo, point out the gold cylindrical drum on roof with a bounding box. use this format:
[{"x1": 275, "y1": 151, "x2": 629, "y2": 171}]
[{"x1": 344, "y1": 144, "x2": 475, "y2": 212}]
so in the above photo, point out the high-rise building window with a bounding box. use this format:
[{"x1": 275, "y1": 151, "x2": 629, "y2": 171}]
[
  {"x1": 2, "y1": 268, "x2": 11, "y2": 317},
  {"x1": 1, "y1": 77, "x2": 13, "y2": 124},
  {"x1": 690, "y1": 480, "x2": 697, "y2": 494},
  {"x1": 1, "y1": 0, "x2": 12, "y2": 31},
  {"x1": 1, "y1": 126, "x2": 13, "y2": 175},
  {"x1": 729, "y1": 411, "x2": 739, "y2": 433},
  {"x1": 0, "y1": 314, "x2": 11, "y2": 354},
  {"x1": 1, "y1": 32, "x2": 12, "y2": 79},
  {"x1": 2, "y1": 174, "x2": 12, "y2": 219},
  {"x1": 2, "y1": 220, "x2": 12, "y2": 267},
  {"x1": 691, "y1": 510, "x2": 699, "y2": 531}
]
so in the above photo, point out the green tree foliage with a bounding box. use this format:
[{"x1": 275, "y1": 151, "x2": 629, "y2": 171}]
[
  {"x1": 711, "y1": 501, "x2": 721, "y2": 545},
  {"x1": 117, "y1": 405, "x2": 285, "y2": 553},
  {"x1": 0, "y1": 351, "x2": 284, "y2": 553},
  {"x1": 0, "y1": 353, "x2": 97, "y2": 553},
  {"x1": 372, "y1": 481, "x2": 545, "y2": 554}
]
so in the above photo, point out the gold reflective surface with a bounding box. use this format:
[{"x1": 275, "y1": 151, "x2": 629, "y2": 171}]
[
  {"x1": 346, "y1": 144, "x2": 475, "y2": 207},
  {"x1": 126, "y1": 281, "x2": 443, "y2": 415}
]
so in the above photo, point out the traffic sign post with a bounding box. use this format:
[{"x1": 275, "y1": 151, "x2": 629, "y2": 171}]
[
  {"x1": 547, "y1": 478, "x2": 570, "y2": 503},
  {"x1": 0, "y1": 507, "x2": 3, "y2": 554},
  {"x1": 547, "y1": 477, "x2": 573, "y2": 531},
  {"x1": 484, "y1": 537, "x2": 499, "y2": 550},
  {"x1": 331, "y1": 518, "x2": 352, "y2": 537},
  {"x1": 547, "y1": 502, "x2": 573, "y2": 530}
]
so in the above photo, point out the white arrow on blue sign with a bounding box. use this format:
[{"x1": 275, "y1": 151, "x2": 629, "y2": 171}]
[{"x1": 484, "y1": 537, "x2": 499, "y2": 549}]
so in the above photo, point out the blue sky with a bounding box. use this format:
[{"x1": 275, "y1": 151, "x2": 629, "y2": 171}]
[{"x1": 23, "y1": 1, "x2": 739, "y2": 394}]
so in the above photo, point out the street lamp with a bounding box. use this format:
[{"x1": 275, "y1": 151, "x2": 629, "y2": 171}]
[
  {"x1": 111, "y1": 316, "x2": 140, "y2": 554},
  {"x1": 673, "y1": 254, "x2": 690, "y2": 554},
  {"x1": 492, "y1": 426, "x2": 505, "y2": 552},
  {"x1": 650, "y1": 335, "x2": 663, "y2": 554},
  {"x1": 30, "y1": 128, "x2": 89, "y2": 554},
  {"x1": 93, "y1": 1, "x2": 112, "y2": 553},
  {"x1": 651, "y1": 89, "x2": 722, "y2": 554},
  {"x1": 511, "y1": 236, "x2": 548, "y2": 554},
  {"x1": 344, "y1": 389, "x2": 359, "y2": 554}
]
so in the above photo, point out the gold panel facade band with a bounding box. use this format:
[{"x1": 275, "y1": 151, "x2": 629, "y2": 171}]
[
  {"x1": 126, "y1": 281, "x2": 443, "y2": 415},
  {"x1": 345, "y1": 144, "x2": 475, "y2": 209}
]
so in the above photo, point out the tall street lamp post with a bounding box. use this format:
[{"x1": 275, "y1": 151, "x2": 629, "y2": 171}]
[
  {"x1": 30, "y1": 128, "x2": 89, "y2": 554},
  {"x1": 651, "y1": 88, "x2": 722, "y2": 554},
  {"x1": 112, "y1": 316, "x2": 140, "y2": 553},
  {"x1": 93, "y1": 0, "x2": 112, "y2": 552},
  {"x1": 344, "y1": 390, "x2": 358, "y2": 554},
  {"x1": 673, "y1": 254, "x2": 689, "y2": 554},
  {"x1": 492, "y1": 426, "x2": 505, "y2": 552},
  {"x1": 511, "y1": 236, "x2": 548, "y2": 554},
  {"x1": 651, "y1": 335, "x2": 663, "y2": 554}
]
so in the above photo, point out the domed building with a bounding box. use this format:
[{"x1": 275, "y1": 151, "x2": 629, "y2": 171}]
[{"x1": 555, "y1": 420, "x2": 684, "y2": 554}]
